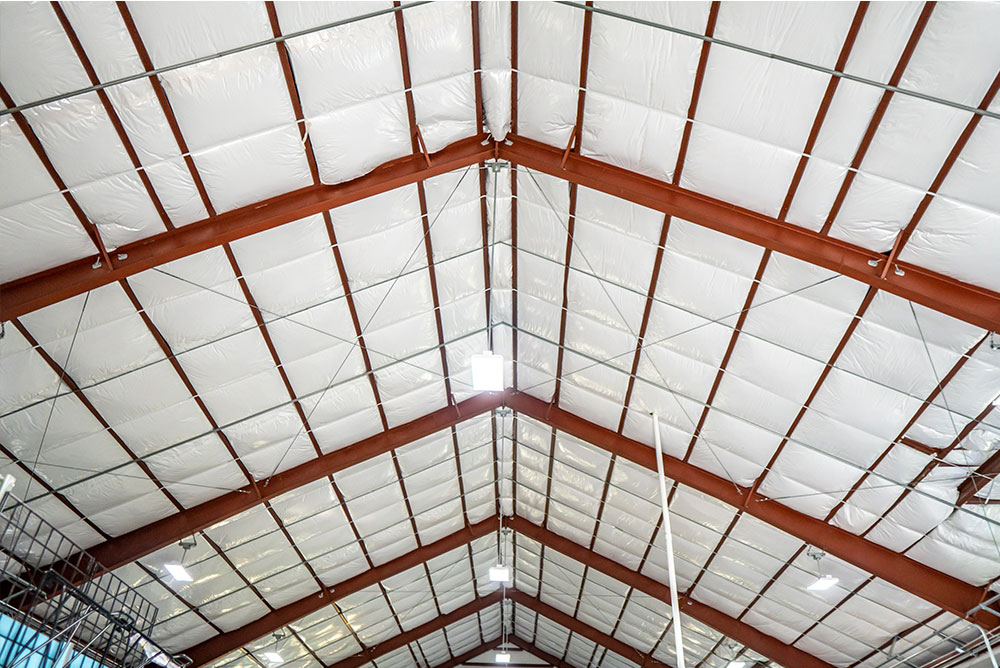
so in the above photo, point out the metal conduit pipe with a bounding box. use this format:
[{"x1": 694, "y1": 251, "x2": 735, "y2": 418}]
[{"x1": 652, "y1": 412, "x2": 687, "y2": 668}]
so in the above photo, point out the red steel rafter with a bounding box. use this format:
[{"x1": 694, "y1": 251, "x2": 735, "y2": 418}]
[
  {"x1": 184, "y1": 519, "x2": 500, "y2": 665},
  {"x1": 54, "y1": 393, "x2": 504, "y2": 584},
  {"x1": 501, "y1": 136, "x2": 1000, "y2": 331},
  {"x1": 52, "y1": 2, "x2": 173, "y2": 232},
  {"x1": 509, "y1": 591, "x2": 674, "y2": 668},
  {"x1": 507, "y1": 636, "x2": 575, "y2": 668},
  {"x1": 0, "y1": 135, "x2": 492, "y2": 321},
  {"x1": 826, "y1": 334, "x2": 988, "y2": 518},
  {"x1": 0, "y1": 82, "x2": 112, "y2": 269},
  {"x1": 510, "y1": 517, "x2": 835, "y2": 668},
  {"x1": 880, "y1": 68, "x2": 1000, "y2": 274},
  {"x1": 957, "y1": 448, "x2": 1000, "y2": 506},
  {"x1": 506, "y1": 391, "x2": 996, "y2": 628},
  {"x1": 6, "y1": 135, "x2": 1000, "y2": 329}
]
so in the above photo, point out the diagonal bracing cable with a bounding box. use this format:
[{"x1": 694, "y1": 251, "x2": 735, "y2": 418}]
[{"x1": 22, "y1": 292, "x2": 90, "y2": 501}]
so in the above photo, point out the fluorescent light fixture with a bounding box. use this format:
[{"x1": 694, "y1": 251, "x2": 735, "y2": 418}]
[
  {"x1": 807, "y1": 574, "x2": 839, "y2": 591},
  {"x1": 471, "y1": 352, "x2": 504, "y2": 391},
  {"x1": 263, "y1": 652, "x2": 283, "y2": 664},
  {"x1": 164, "y1": 562, "x2": 193, "y2": 582},
  {"x1": 727, "y1": 662, "x2": 746, "y2": 668},
  {"x1": 489, "y1": 565, "x2": 511, "y2": 582},
  {"x1": 495, "y1": 653, "x2": 511, "y2": 664}
]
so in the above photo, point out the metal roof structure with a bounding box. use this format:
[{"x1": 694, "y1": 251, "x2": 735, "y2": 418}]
[{"x1": 1, "y1": 2, "x2": 999, "y2": 668}]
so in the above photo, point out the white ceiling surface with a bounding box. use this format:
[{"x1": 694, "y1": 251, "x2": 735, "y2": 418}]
[{"x1": 1, "y1": 3, "x2": 1000, "y2": 668}]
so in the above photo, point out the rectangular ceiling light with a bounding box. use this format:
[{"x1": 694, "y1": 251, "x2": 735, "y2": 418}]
[
  {"x1": 495, "y1": 653, "x2": 511, "y2": 664},
  {"x1": 263, "y1": 652, "x2": 283, "y2": 664},
  {"x1": 164, "y1": 562, "x2": 193, "y2": 582},
  {"x1": 471, "y1": 352, "x2": 504, "y2": 391},
  {"x1": 806, "y1": 574, "x2": 839, "y2": 591},
  {"x1": 489, "y1": 565, "x2": 511, "y2": 582},
  {"x1": 727, "y1": 662, "x2": 746, "y2": 668}
]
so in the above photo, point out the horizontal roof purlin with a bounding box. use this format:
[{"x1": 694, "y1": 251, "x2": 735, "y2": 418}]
[{"x1": 3, "y1": 137, "x2": 998, "y2": 330}]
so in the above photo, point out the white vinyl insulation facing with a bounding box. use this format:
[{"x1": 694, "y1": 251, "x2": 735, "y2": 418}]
[{"x1": 2, "y1": 3, "x2": 1000, "y2": 668}]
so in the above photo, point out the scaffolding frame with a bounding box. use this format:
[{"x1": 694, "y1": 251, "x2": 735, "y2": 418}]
[{"x1": 0, "y1": 475, "x2": 187, "y2": 668}]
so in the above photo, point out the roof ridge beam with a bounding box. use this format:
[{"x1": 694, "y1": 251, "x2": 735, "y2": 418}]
[
  {"x1": 506, "y1": 391, "x2": 996, "y2": 628},
  {"x1": 184, "y1": 517, "x2": 500, "y2": 666},
  {"x1": 509, "y1": 517, "x2": 834, "y2": 668},
  {"x1": 497, "y1": 136, "x2": 1000, "y2": 331}
]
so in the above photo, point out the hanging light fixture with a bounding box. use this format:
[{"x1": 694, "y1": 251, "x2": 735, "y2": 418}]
[
  {"x1": 805, "y1": 548, "x2": 839, "y2": 591},
  {"x1": 472, "y1": 352, "x2": 505, "y2": 391},
  {"x1": 163, "y1": 536, "x2": 197, "y2": 582},
  {"x1": 263, "y1": 631, "x2": 286, "y2": 664}
]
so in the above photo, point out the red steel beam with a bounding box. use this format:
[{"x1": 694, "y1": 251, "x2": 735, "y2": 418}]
[
  {"x1": 957, "y1": 449, "x2": 1000, "y2": 506},
  {"x1": 825, "y1": 334, "x2": 987, "y2": 518},
  {"x1": 0, "y1": 134, "x2": 492, "y2": 320},
  {"x1": 508, "y1": 591, "x2": 673, "y2": 668},
  {"x1": 0, "y1": 82, "x2": 112, "y2": 270},
  {"x1": 66, "y1": 392, "x2": 504, "y2": 582},
  {"x1": 7, "y1": 134, "x2": 999, "y2": 331},
  {"x1": 506, "y1": 391, "x2": 996, "y2": 628},
  {"x1": 186, "y1": 510, "x2": 828, "y2": 668},
  {"x1": 185, "y1": 518, "x2": 500, "y2": 666},
  {"x1": 318, "y1": 594, "x2": 502, "y2": 668},
  {"x1": 52, "y1": 2, "x2": 173, "y2": 232},
  {"x1": 862, "y1": 401, "x2": 996, "y2": 542},
  {"x1": 510, "y1": 517, "x2": 833, "y2": 668},
  {"x1": 501, "y1": 135, "x2": 1000, "y2": 331}
]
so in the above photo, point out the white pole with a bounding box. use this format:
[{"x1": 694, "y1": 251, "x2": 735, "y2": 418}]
[
  {"x1": 979, "y1": 626, "x2": 999, "y2": 668},
  {"x1": 652, "y1": 413, "x2": 687, "y2": 668}
]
